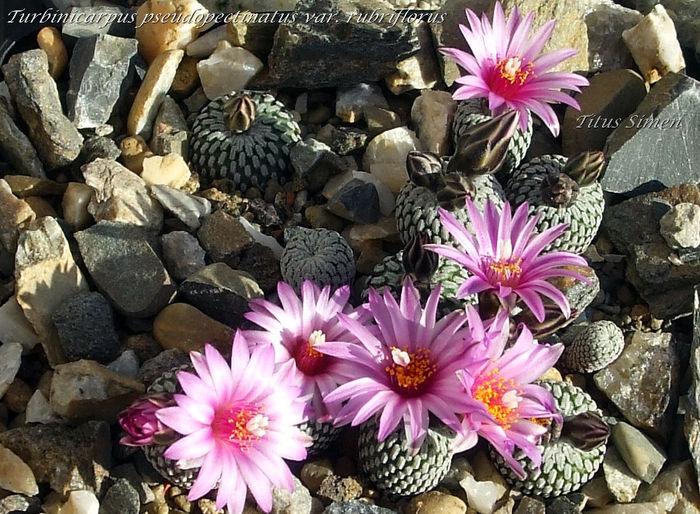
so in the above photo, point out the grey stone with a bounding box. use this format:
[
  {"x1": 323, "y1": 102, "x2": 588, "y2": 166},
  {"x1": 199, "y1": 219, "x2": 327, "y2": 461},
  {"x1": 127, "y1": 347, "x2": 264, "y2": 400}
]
[
  {"x1": 179, "y1": 263, "x2": 263, "y2": 327},
  {"x1": 636, "y1": 460, "x2": 700, "y2": 513},
  {"x1": 0, "y1": 421, "x2": 111, "y2": 495},
  {"x1": 601, "y1": 183, "x2": 700, "y2": 318},
  {"x1": 52, "y1": 292, "x2": 120, "y2": 364},
  {"x1": 0, "y1": 342, "x2": 23, "y2": 398},
  {"x1": 290, "y1": 138, "x2": 350, "y2": 192},
  {"x1": 585, "y1": 0, "x2": 644, "y2": 72},
  {"x1": 611, "y1": 422, "x2": 667, "y2": 484},
  {"x1": 327, "y1": 126, "x2": 369, "y2": 156},
  {"x1": 514, "y1": 496, "x2": 545, "y2": 514},
  {"x1": 78, "y1": 136, "x2": 122, "y2": 165},
  {"x1": 2, "y1": 50, "x2": 83, "y2": 170},
  {"x1": 150, "y1": 96, "x2": 189, "y2": 158},
  {"x1": 335, "y1": 83, "x2": 388, "y2": 123},
  {"x1": 150, "y1": 185, "x2": 211, "y2": 230},
  {"x1": 659, "y1": 202, "x2": 700, "y2": 249},
  {"x1": 271, "y1": 476, "x2": 313, "y2": 514},
  {"x1": 107, "y1": 350, "x2": 141, "y2": 379},
  {"x1": 162, "y1": 231, "x2": 207, "y2": 281},
  {"x1": 0, "y1": 99, "x2": 45, "y2": 178},
  {"x1": 75, "y1": 222, "x2": 176, "y2": 318},
  {"x1": 100, "y1": 478, "x2": 141, "y2": 514},
  {"x1": 545, "y1": 497, "x2": 580, "y2": 514},
  {"x1": 265, "y1": 0, "x2": 420, "y2": 88},
  {"x1": 327, "y1": 179, "x2": 381, "y2": 224},
  {"x1": 0, "y1": 495, "x2": 41, "y2": 514},
  {"x1": 62, "y1": 6, "x2": 136, "y2": 39},
  {"x1": 110, "y1": 463, "x2": 155, "y2": 505},
  {"x1": 323, "y1": 500, "x2": 397, "y2": 514},
  {"x1": 603, "y1": 446, "x2": 642, "y2": 502},
  {"x1": 602, "y1": 73, "x2": 700, "y2": 195},
  {"x1": 67, "y1": 35, "x2": 138, "y2": 129},
  {"x1": 594, "y1": 331, "x2": 680, "y2": 440},
  {"x1": 684, "y1": 286, "x2": 700, "y2": 493}
]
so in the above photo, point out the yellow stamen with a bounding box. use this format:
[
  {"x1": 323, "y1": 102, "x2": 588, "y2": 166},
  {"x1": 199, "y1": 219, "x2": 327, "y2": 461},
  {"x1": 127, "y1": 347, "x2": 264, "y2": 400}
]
[
  {"x1": 496, "y1": 56, "x2": 534, "y2": 85},
  {"x1": 472, "y1": 368, "x2": 522, "y2": 430},
  {"x1": 305, "y1": 330, "x2": 325, "y2": 358},
  {"x1": 214, "y1": 405, "x2": 268, "y2": 451},
  {"x1": 385, "y1": 346, "x2": 437, "y2": 391},
  {"x1": 487, "y1": 257, "x2": 523, "y2": 281}
]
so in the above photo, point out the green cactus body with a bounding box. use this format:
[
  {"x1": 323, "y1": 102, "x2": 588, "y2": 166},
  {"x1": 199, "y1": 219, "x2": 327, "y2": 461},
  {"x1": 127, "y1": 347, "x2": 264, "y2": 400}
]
[
  {"x1": 561, "y1": 321, "x2": 625, "y2": 373},
  {"x1": 505, "y1": 155, "x2": 605, "y2": 254},
  {"x1": 298, "y1": 418, "x2": 343, "y2": 457},
  {"x1": 189, "y1": 91, "x2": 301, "y2": 191},
  {"x1": 491, "y1": 380, "x2": 606, "y2": 498}
]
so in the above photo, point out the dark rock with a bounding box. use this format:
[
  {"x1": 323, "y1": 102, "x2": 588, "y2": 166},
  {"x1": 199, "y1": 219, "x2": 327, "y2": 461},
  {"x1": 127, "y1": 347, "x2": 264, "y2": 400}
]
[
  {"x1": 601, "y1": 183, "x2": 700, "y2": 318},
  {"x1": 179, "y1": 263, "x2": 263, "y2": 327},
  {"x1": 137, "y1": 348, "x2": 189, "y2": 388},
  {"x1": 317, "y1": 475, "x2": 363, "y2": 503},
  {"x1": 323, "y1": 500, "x2": 397, "y2": 514},
  {"x1": 197, "y1": 210, "x2": 254, "y2": 262},
  {"x1": 2, "y1": 50, "x2": 83, "y2": 170},
  {"x1": 62, "y1": 6, "x2": 136, "y2": 40},
  {"x1": 266, "y1": 0, "x2": 420, "y2": 88},
  {"x1": 290, "y1": 138, "x2": 350, "y2": 192},
  {"x1": 161, "y1": 231, "x2": 207, "y2": 281},
  {"x1": 52, "y1": 292, "x2": 121, "y2": 363},
  {"x1": 685, "y1": 286, "x2": 700, "y2": 492},
  {"x1": 602, "y1": 73, "x2": 700, "y2": 195},
  {"x1": 584, "y1": 0, "x2": 644, "y2": 72},
  {"x1": 67, "y1": 35, "x2": 138, "y2": 129},
  {"x1": 110, "y1": 463, "x2": 156, "y2": 505},
  {"x1": 0, "y1": 495, "x2": 41, "y2": 514},
  {"x1": 594, "y1": 331, "x2": 681, "y2": 440},
  {"x1": 328, "y1": 126, "x2": 369, "y2": 155},
  {"x1": 150, "y1": 96, "x2": 189, "y2": 158},
  {"x1": 515, "y1": 496, "x2": 546, "y2": 514},
  {"x1": 327, "y1": 178, "x2": 381, "y2": 224},
  {"x1": 150, "y1": 185, "x2": 211, "y2": 231},
  {"x1": 100, "y1": 478, "x2": 140, "y2": 514},
  {"x1": 238, "y1": 243, "x2": 282, "y2": 293},
  {"x1": 0, "y1": 99, "x2": 45, "y2": 178},
  {"x1": 0, "y1": 421, "x2": 111, "y2": 494},
  {"x1": 78, "y1": 136, "x2": 122, "y2": 165},
  {"x1": 545, "y1": 497, "x2": 580, "y2": 514},
  {"x1": 74, "y1": 221, "x2": 176, "y2": 318}
]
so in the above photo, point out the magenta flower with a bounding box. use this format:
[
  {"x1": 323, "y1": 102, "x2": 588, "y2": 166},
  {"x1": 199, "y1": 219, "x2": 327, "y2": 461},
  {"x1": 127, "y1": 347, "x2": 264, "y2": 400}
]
[
  {"x1": 454, "y1": 319, "x2": 563, "y2": 478},
  {"x1": 244, "y1": 280, "x2": 369, "y2": 423},
  {"x1": 440, "y1": 1, "x2": 589, "y2": 136},
  {"x1": 319, "y1": 279, "x2": 472, "y2": 452},
  {"x1": 156, "y1": 334, "x2": 311, "y2": 514},
  {"x1": 118, "y1": 394, "x2": 176, "y2": 447},
  {"x1": 425, "y1": 199, "x2": 588, "y2": 322}
]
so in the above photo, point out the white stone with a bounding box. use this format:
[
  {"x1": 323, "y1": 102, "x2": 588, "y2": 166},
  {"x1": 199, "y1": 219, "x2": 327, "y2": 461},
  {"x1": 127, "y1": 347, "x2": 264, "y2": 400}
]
[
  {"x1": 336, "y1": 83, "x2": 389, "y2": 123},
  {"x1": 460, "y1": 475, "x2": 502, "y2": 514},
  {"x1": 197, "y1": 41, "x2": 263, "y2": 100},
  {"x1": 25, "y1": 390, "x2": 61, "y2": 424},
  {"x1": 238, "y1": 216, "x2": 283, "y2": 258},
  {"x1": 0, "y1": 444, "x2": 39, "y2": 496},
  {"x1": 57, "y1": 490, "x2": 100, "y2": 514},
  {"x1": 659, "y1": 202, "x2": 700, "y2": 249},
  {"x1": 0, "y1": 297, "x2": 40, "y2": 351},
  {"x1": 186, "y1": 25, "x2": 229, "y2": 57},
  {"x1": 411, "y1": 90, "x2": 457, "y2": 156},
  {"x1": 62, "y1": 182, "x2": 94, "y2": 231},
  {"x1": 363, "y1": 126, "x2": 423, "y2": 193},
  {"x1": 0, "y1": 342, "x2": 23, "y2": 398},
  {"x1": 162, "y1": 231, "x2": 207, "y2": 281},
  {"x1": 150, "y1": 184, "x2": 211, "y2": 230},
  {"x1": 622, "y1": 4, "x2": 686, "y2": 84},
  {"x1": 140, "y1": 153, "x2": 191, "y2": 189}
]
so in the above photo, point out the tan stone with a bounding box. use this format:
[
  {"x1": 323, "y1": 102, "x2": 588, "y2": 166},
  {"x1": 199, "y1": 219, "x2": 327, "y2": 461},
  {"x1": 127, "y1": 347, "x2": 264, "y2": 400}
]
[
  {"x1": 411, "y1": 89, "x2": 456, "y2": 155},
  {"x1": 622, "y1": 4, "x2": 686, "y2": 84},
  {"x1": 407, "y1": 491, "x2": 467, "y2": 514},
  {"x1": 127, "y1": 49, "x2": 184, "y2": 139},
  {"x1": 36, "y1": 27, "x2": 68, "y2": 79},
  {"x1": 14, "y1": 217, "x2": 89, "y2": 366},
  {"x1": 62, "y1": 182, "x2": 94, "y2": 231},
  {"x1": 140, "y1": 153, "x2": 191, "y2": 188},
  {"x1": 153, "y1": 303, "x2": 234, "y2": 354},
  {"x1": 0, "y1": 297, "x2": 40, "y2": 351},
  {"x1": 50, "y1": 360, "x2": 144, "y2": 423},
  {"x1": 24, "y1": 197, "x2": 57, "y2": 218},
  {"x1": 0, "y1": 178, "x2": 35, "y2": 253},
  {"x1": 120, "y1": 135, "x2": 154, "y2": 174},
  {"x1": 171, "y1": 55, "x2": 201, "y2": 99},
  {"x1": 3, "y1": 175, "x2": 66, "y2": 197},
  {"x1": 225, "y1": 11, "x2": 277, "y2": 59},
  {"x1": 197, "y1": 41, "x2": 263, "y2": 100},
  {"x1": 0, "y1": 444, "x2": 39, "y2": 496},
  {"x1": 135, "y1": 0, "x2": 209, "y2": 64}
]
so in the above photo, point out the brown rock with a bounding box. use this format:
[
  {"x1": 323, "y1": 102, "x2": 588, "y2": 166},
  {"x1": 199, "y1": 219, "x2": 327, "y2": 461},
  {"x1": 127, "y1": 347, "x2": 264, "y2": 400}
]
[
  {"x1": 317, "y1": 475, "x2": 363, "y2": 503},
  {"x1": 407, "y1": 491, "x2": 467, "y2": 514},
  {"x1": 0, "y1": 444, "x2": 39, "y2": 496},
  {"x1": 0, "y1": 179, "x2": 35, "y2": 253},
  {"x1": 119, "y1": 135, "x2": 154, "y2": 174},
  {"x1": 197, "y1": 209, "x2": 253, "y2": 262},
  {"x1": 171, "y1": 55, "x2": 201, "y2": 100},
  {"x1": 4, "y1": 378, "x2": 33, "y2": 413},
  {"x1": 24, "y1": 197, "x2": 57, "y2": 218},
  {"x1": 3, "y1": 175, "x2": 67, "y2": 197},
  {"x1": 62, "y1": 182, "x2": 94, "y2": 231},
  {"x1": 153, "y1": 303, "x2": 235, "y2": 354},
  {"x1": 36, "y1": 27, "x2": 68, "y2": 79}
]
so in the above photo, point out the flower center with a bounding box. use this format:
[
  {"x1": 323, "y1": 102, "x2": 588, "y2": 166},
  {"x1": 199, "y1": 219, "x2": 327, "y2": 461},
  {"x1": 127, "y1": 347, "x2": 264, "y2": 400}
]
[
  {"x1": 293, "y1": 330, "x2": 329, "y2": 376},
  {"x1": 472, "y1": 368, "x2": 522, "y2": 430},
  {"x1": 212, "y1": 404, "x2": 268, "y2": 451},
  {"x1": 496, "y1": 56, "x2": 534, "y2": 85},
  {"x1": 385, "y1": 346, "x2": 437, "y2": 396},
  {"x1": 483, "y1": 256, "x2": 523, "y2": 286}
]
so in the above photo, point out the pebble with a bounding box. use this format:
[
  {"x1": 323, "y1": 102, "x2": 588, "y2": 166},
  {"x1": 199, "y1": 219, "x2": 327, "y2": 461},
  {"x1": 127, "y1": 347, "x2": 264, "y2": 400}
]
[
  {"x1": 83, "y1": 158, "x2": 164, "y2": 230},
  {"x1": 111, "y1": 463, "x2": 156, "y2": 505},
  {"x1": 4, "y1": 175, "x2": 66, "y2": 198},
  {"x1": 74, "y1": 221, "x2": 176, "y2": 318},
  {"x1": 581, "y1": 477, "x2": 614, "y2": 508},
  {"x1": 161, "y1": 231, "x2": 207, "y2": 280},
  {"x1": 636, "y1": 460, "x2": 700, "y2": 513},
  {"x1": 2, "y1": 50, "x2": 83, "y2": 170},
  {"x1": 4, "y1": 377, "x2": 32, "y2": 413},
  {"x1": 52, "y1": 292, "x2": 120, "y2": 363},
  {"x1": 659, "y1": 202, "x2": 700, "y2": 249},
  {"x1": 135, "y1": 0, "x2": 209, "y2": 64},
  {"x1": 300, "y1": 459, "x2": 334, "y2": 494},
  {"x1": 58, "y1": 490, "x2": 100, "y2": 514},
  {"x1": 62, "y1": 182, "x2": 94, "y2": 231},
  {"x1": 127, "y1": 49, "x2": 184, "y2": 139},
  {"x1": 611, "y1": 422, "x2": 667, "y2": 484},
  {"x1": 0, "y1": 178, "x2": 36, "y2": 253},
  {"x1": 385, "y1": 24, "x2": 439, "y2": 94},
  {"x1": 603, "y1": 446, "x2": 642, "y2": 502},
  {"x1": 322, "y1": 501, "x2": 396, "y2": 514},
  {"x1": 406, "y1": 491, "x2": 466, "y2": 514},
  {"x1": 140, "y1": 153, "x2": 192, "y2": 189},
  {"x1": 197, "y1": 41, "x2": 264, "y2": 100},
  {"x1": 197, "y1": 209, "x2": 254, "y2": 262},
  {"x1": 36, "y1": 27, "x2": 68, "y2": 79},
  {"x1": 622, "y1": 4, "x2": 685, "y2": 83},
  {"x1": 152, "y1": 303, "x2": 234, "y2": 353},
  {"x1": 305, "y1": 205, "x2": 345, "y2": 233},
  {"x1": 100, "y1": 479, "x2": 141, "y2": 514},
  {"x1": 460, "y1": 474, "x2": 504, "y2": 514},
  {"x1": 171, "y1": 56, "x2": 201, "y2": 100},
  {"x1": 150, "y1": 184, "x2": 211, "y2": 230},
  {"x1": 363, "y1": 126, "x2": 423, "y2": 193},
  {"x1": 0, "y1": 99, "x2": 46, "y2": 178},
  {"x1": 150, "y1": 96, "x2": 189, "y2": 158},
  {"x1": 513, "y1": 496, "x2": 545, "y2": 514},
  {"x1": 270, "y1": 476, "x2": 313, "y2": 514},
  {"x1": 237, "y1": 216, "x2": 284, "y2": 259},
  {"x1": 411, "y1": 90, "x2": 456, "y2": 156},
  {"x1": 186, "y1": 25, "x2": 229, "y2": 58},
  {"x1": 335, "y1": 83, "x2": 388, "y2": 123},
  {"x1": 0, "y1": 444, "x2": 38, "y2": 496},
  {"x1": 327, "y1": 179, "x2": 381, "y2": 225},
  {"x1": 364, "y1": 105, "x2": 402, "y2": 136},
  {"x1": 106, "y1": 350, "x2": 141, "y2": 379},
  {"x1": 137, "y1": 348, "x2": 190, "y2": 388},
  {"x1": 224, "y1": 11, "x2": 278, "y2": 59},
  {"x1": 317, "y1": 475, "x2": 363, "y2": 503},
  {"x1": 14, "y1": 217, "x2": 89, "y2": 366},
  {"x1": 24, "y1": 390, "x2": 60, "y2": 424},
  {"x1": 0, "y1": 298, "x2": 40, "y2": 351},
  {"x1": 180, "y1": 263, "x2": 262, "y2": 327},
  {"x1": 0, "y1": 494, "x2": 41, "y2": 513},
  {"x1": 120, "y1": 136, "x2": 154, "y2": 175},
  {"x1": 289, "y1": 138, "x2": 349, "y2": 192}
]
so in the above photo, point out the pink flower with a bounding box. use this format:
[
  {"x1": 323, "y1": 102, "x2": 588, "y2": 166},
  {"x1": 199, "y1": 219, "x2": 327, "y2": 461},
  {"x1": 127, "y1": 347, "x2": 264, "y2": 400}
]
[
  {"x1": 320, "y1": 280, "x2": 472, "y2": 452},
  {"x1": 244, "y1": 280, "x2": 370, "y2": 422},
  {"x1": 118, "y1": 394, "x2": 175, "y2": 447},
  {"x1": 440, "y1": 1, "x2": 589, "y2": 136},
  {"x1": 454, "y1": 316, "x2": 563, "y2": 478},
  {"x1": 425, "y1": 199, "x2": 588, "y2": 322},
  {"x1": 156, "y1": 334, "x2": 310, "y2": 514}
]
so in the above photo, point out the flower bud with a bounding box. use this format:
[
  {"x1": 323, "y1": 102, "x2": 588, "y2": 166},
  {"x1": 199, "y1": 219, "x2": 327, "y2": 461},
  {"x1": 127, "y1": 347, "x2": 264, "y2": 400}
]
[
  {"x1": 118, "y1": 393, "x2": 177, "y2": 447},
  {"x1": 406, "y1": 150, "x2": 444, "y2": 189},
  {"x1": 540, "y1": 171, "x2": 580, "y2": 208},
  {"x1": 402, "y1": 232, "x2": 438, "y2": 285},
  {"x1": 223, "y1": 93, "x2": 256, "y2": 133},
  {"x1": 563, "y1": 151, "x2": 605, "y2": 187},
  {"x1": 561, "y1": 411, "x2": 610, "y2": 451}
]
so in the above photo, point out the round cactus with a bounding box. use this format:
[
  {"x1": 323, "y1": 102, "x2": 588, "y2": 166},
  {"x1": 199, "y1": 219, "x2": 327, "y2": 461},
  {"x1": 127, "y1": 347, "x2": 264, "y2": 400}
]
[
  {"x1": 298, "y1": 418, "x2": 343, "y2": 458},
  {"x1": 189, "y1": 91, "x2": 301, "y2": 192},
  {"x1": 280, "y1": 226, "x2": 355, "y2": 291},
  {"x1": 561, "y1": 321, "x2": 625, "y2": 373}
]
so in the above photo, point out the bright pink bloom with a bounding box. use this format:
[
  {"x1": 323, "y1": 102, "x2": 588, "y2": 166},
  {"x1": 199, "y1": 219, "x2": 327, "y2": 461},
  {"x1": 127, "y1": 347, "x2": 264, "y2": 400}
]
[
  {"x1": 425, "y1": 199, "x2": 588, "y2": 322},
  {"x1": 118, "y1": 394, "x2": 175, "y2": 447},
  {"x1": 156, "y1": 334, "x2": 310, "y2": 514},
  {"x1": 244, "y1": 280, "x2": 370, "y2": 422},
  {"x1": 320, "y1": 280, "x2": 472, "y2": 452},
  {"x1": 440, "y1": 1, "x2": 589, "y2": 136},
  {"x1": 454, "y1": 314, "x2": 563, "y2": 478}
]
